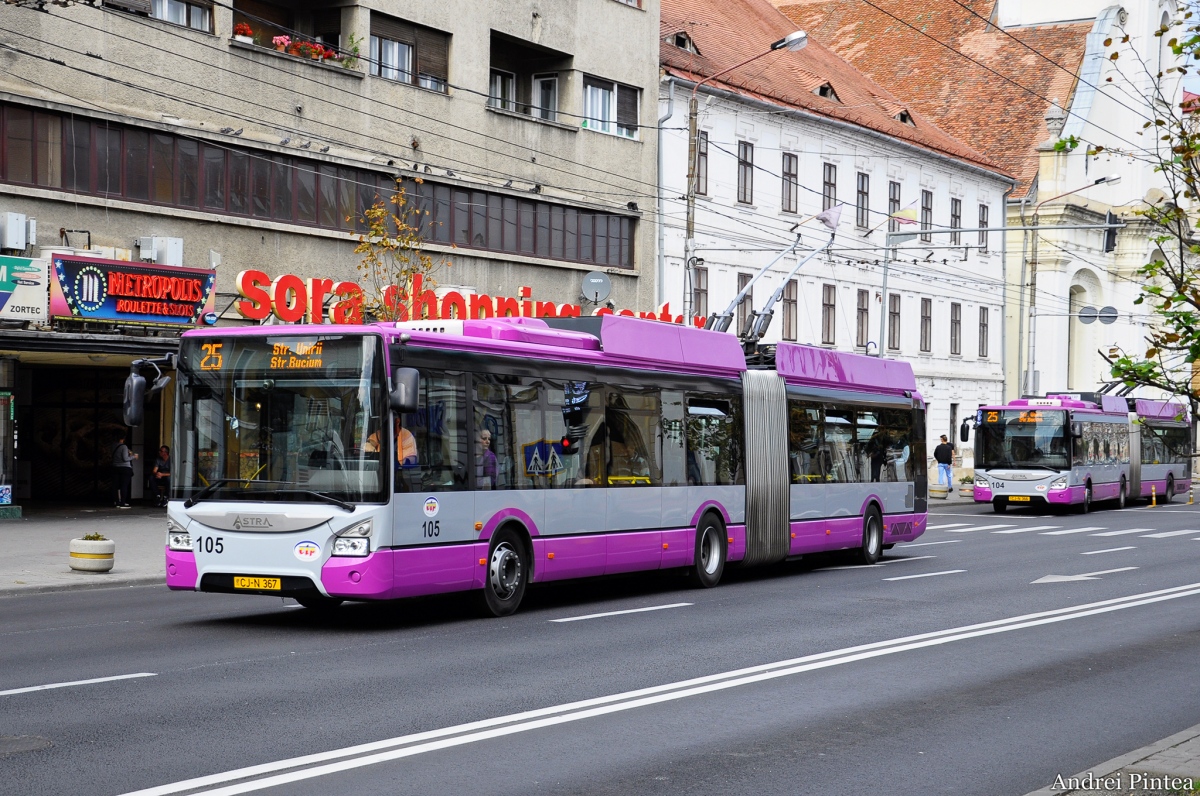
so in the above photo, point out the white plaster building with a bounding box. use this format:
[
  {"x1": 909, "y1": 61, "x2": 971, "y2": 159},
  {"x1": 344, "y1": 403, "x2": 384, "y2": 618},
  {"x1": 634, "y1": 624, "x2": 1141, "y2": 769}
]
[{"x1": 658, "y1": 0, "x2": 1014, "y2": 452}]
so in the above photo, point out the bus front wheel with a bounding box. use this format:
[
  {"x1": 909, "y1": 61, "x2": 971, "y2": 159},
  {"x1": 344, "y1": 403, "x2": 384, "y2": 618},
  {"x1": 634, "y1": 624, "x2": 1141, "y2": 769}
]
[
  {"x1": 294, "y1": 594, "x2": 343, "y2": 611},
  {"x1": 480, "y1": 528, "x2": 529, "y2": 617},
  {"x1": 993, "y1": 500, "x2": 1007, "y2": 514},
  {"x1": 688, "y1": 515, "x2": 726, "y2": 588},
  {"x1": 1164, "y1": 476, "x2": 1175, "y2": 504},
  {"x1": 855, "y1": 507, "x2": 883, "y2": 565}
]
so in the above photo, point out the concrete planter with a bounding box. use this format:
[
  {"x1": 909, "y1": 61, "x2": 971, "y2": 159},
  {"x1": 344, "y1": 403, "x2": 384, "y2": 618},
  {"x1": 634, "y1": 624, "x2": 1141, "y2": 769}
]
[
  {"x1": 69, "y1": 538, "x2": 115, "y2": 572},
  {"x1": 929, "y1": 484, "x2": 951, "y2": 500},
  {"x1": 959, "y1": 486, "x2": 975, "y2": 498}
]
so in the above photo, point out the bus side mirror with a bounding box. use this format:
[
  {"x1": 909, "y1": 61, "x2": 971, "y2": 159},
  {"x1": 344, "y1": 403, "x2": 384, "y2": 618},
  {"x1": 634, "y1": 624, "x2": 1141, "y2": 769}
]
[
  {"x1": 1070, "y1": 421, "x2": 1083, "y2": 438},
  {"x1": 390, "y1": 367, "x2": 419, "y2": 413},
  {"x1": 959, "y1": 421, "x2": 970, "y2": 443},
  {"x1": 123, "y1": 368, "x2": 146, "y2": 427}
]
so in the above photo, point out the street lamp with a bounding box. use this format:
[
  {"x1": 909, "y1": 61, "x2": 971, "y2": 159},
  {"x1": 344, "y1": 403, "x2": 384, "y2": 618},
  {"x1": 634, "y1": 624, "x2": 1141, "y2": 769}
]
[
  {"x1": 682, "y1": 30, "x2": 808, "y2": 321},
  {"x1": 1021, "y1": 172, "x2": 1123, "y2": 394}
]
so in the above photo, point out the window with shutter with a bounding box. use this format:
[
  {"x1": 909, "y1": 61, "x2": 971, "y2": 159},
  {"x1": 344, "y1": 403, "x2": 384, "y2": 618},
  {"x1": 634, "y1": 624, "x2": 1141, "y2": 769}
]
[
  {"x1": 416, "y1": 26, "x2": 449, "y2": 91},
  {"x1": 104, "y1": 0, "x2": 151, "y2": 15},
  {"x1": 371, "y1": 13, "x2": 448, "y2": 93},
  {"x1": 616, "y1": 84, "x2": 639, "y2": 138}
]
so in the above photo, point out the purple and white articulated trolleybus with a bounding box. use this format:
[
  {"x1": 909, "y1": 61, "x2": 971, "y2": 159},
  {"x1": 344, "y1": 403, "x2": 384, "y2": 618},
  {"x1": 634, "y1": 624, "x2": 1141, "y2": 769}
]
[
  {"x1": 158, "y1": 315, "x2": 927, "y2": 615},
  {"x1": 964, "y1": 394, "x2": 1191, "y2": 514}
]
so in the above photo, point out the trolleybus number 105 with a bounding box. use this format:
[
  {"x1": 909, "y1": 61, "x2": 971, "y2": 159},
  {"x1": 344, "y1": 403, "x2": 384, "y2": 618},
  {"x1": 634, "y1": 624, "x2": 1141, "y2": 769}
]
[{"x1": 194, "y1": 535, "x2": 224, "y2": 554}]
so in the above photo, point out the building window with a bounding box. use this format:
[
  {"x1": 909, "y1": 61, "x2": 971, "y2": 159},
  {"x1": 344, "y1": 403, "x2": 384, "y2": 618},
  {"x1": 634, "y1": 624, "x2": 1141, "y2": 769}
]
[
  {"x1": 369, "y1": 13, "x2": 449, "y2": 92},
  {"x1": 489, "y1": 70, "x2": 516, "y2": 111},
  {"x1": 821, "y1": 284, "x2": 836, "y2": 345},
  {"x1": 822, "y1": 162, "x2": 836, "y2": 211},
  {"x1": 0, "y1": 103, "x2": 636, "y2": 268},
  {"x1": 856, "y1": 289, "x2": 869, "y2": 348},
  {"x1": 783, "y1": 279, "x2": 797, "y2": 341},
  {"x1": 532, "y1": 74, "x2": 559, "y2": 122},
  {"x1": 693, "y1": 265, "x2": 708, "y2": 318},
  {"x1": 737, "y1": 272, "x2": 753, "y2": 334},
  {"x1": 888, "y1": 180, "x2": 900, "y2": 233},
  {"x1": 696, "y1": 131, "x2": 708, "y2": 197},
  {"x1": 782, "y1": 153, "x2": 798, "y2": 214},
  {"x1": 950, "y1": 197, "x2": 962, "y2": 245},
  {"x1": 920, "y1": 297, "x2": 931, "y2": 353},
  {"x1": 582, "y1": 77, "x2": 639, "y2": 138},
  {"x1": 979, "y1": 307, "x2": 989, "y2": 357},
  {"x1": 887, "y1": 293, "x2": 900, "y2": 351},
  {"x1": 920, "y1": 189, "x2": 933, "y2": 243},
  {"x1": 856, "y1": 172, "x2": 869, "y2": 228},
  {"x1": 978, "y1": 204, "x2": 989, "y2": 252},
  {"x1": 737, "y1": 141, "x2": 754, "y2": 205},
  {"x1": 151, "y1": 0, "x2": 211, "y2": 31},
  {"x1": 950, "y1": 302, "x2": 962, "y2": 355}
]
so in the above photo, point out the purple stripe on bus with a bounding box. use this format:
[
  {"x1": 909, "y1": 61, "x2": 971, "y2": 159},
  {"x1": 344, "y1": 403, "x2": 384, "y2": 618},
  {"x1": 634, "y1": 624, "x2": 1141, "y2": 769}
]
[
  {"x1": 775, "y1": 343, "x2": 917, "y2": 395},
  {"x1": 388, "y1": 545, "x2": 478, "y2": 598},
  {"x1": 322, "y1": 551, "x2": 395, "y2": 599},
  {"x1": 1140, "y1": 480, "x2": 1167, "y2": 498},
  {"x1": 165, "y1": 548, "x2": 198, "y2": 590},
  {"x1": 857, "y1": 494, "x2": 885, "y2": 517},
  {"x1": 605, "y1": 530, "x2": 664, "y2": 575},
  {"x1": 884, "y1": 513, "x2": 923, "y2": 542},
  {"x1": 974, "y1": 486, "x2": 994, "y2": 503},
  {"x1": 661, "y1": 528, "x2": 696, "y2": 568},
  {"x1": 726, "y1": 524, "x2": 747, "y2": 563},
  {"x1": 538, "y1": 534, "x2": 608, "y2": 581},
  {"x1": 1047, "y1": 485, "x2": 1085, "y2": 504},
  {"x1": 691, "y1": 500, "x2": 731, "y2": 528},
  {"x1": 479, "y1": 507, "x2": 541, "y2": 541}
]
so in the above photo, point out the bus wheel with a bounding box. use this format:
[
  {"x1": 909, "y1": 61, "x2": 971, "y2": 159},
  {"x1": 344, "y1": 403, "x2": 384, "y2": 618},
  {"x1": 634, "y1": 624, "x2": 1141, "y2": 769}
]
[
  {"x1": 688, "y1": 515, "x2": 726, "y2": 588},
  {"x1": 295, "y1": 594, "x2": 343, "y2": 611},
  {"x1": 1117, "y1": 479, "x2": 1127, "y2": 510},
  {"x1": 480, "y1": 528, "x2": 528, "y2": 617},
  {"x1": 1080, "y1": 484, "x2": 1092, "y2": 514},
  {"x1": 1164, "y1": 476, "x2": 1175, "y2": 505},
  {"x1": 855, "y1": 507, "x2": 883, "y2": 565},
  {"x1": 993, "y1": 501, "x2": 1007, "y2": 514}
]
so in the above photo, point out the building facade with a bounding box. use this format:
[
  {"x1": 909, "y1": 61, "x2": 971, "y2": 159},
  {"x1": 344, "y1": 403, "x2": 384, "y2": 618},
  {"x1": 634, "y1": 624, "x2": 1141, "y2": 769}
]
[
  {"x1": 0, "y1": 0, "x2": 660, "y2": 504},
  {"x1": 659, "y1": 0, "x2": 1013, "y2": 457}
]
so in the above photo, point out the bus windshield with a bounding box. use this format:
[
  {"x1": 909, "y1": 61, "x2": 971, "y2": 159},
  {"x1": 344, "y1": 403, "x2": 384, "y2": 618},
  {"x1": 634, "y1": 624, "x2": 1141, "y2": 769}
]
[
  {"x1": 977, "y1": 408, "x2": 1070, "y2": 470},
  {"x1": 174, "y1": 334, "x2": 387, "y2": 504}
]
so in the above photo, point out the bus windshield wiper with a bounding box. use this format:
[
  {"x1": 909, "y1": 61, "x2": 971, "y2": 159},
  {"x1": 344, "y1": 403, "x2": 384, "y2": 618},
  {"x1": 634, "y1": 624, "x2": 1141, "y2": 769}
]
[
  {"x1": 183, "y1": 479, "x2": 233, "y2": 508},
  {"x1": 1019, "y1": 464, "x2": 1062, "y2": 472},
  {"x1": 272, "y1": 488, "x2": 356, "y2": 512}
]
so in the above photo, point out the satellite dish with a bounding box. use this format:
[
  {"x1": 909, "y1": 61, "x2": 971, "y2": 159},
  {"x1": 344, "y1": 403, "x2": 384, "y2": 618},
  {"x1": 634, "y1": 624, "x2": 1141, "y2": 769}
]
[
  {"x1": 582, "y1": 271, "x2": 611, "y2": 304},
  {"x1": 1098, "y1": 306, "x2": 1118, "y2": 325},
  {"x1": 1078, "y1": 306, "x2": 1098, "y2": 325}
]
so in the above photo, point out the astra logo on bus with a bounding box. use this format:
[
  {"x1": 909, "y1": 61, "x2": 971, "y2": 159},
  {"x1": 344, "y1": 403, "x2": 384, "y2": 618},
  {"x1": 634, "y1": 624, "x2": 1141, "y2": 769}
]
[{"x1": 235, "y1": 270, "x2": 709, "y2": 327}]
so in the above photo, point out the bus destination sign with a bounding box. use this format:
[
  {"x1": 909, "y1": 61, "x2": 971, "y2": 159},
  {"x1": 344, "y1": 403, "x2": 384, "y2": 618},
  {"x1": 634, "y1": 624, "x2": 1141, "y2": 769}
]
[{"x1": 187, "y1": 336, "x2": 368, "y2": 375}]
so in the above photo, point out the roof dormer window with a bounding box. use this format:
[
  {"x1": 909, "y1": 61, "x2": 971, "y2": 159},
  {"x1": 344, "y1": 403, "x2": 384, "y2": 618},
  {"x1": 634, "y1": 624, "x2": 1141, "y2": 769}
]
[
  {"x1": 896, "y1": 109, "x2": 915, "y2": 126},
  {"x1": 672, "y1": 31, "x2": 699, "y2": 54},
  {"x1": 815, "y1": 82, "x2": 839, "y2": 102}
]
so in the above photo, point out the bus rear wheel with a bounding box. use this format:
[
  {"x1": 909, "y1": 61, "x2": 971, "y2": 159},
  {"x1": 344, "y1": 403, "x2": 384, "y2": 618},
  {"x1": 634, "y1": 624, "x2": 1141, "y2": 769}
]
[
  {"x1": 480, "y1": 528, "x2": 528, "y2": 617},
  {"x1": 1079, "y1": 484, "x2": 1093, "y2": 514},
  {"x1": 855, "y1": 507, "x2": 883, "y2": 565},
  {"x1": 689, "y1": 515, "x2": 726, "y2": 588},
  {"x1": 1116, "y1": 479, "x2": 1126, "y2": 509},
  {"x1": 1164, "y1": 476, "x2": 1175, "y2": 504}
]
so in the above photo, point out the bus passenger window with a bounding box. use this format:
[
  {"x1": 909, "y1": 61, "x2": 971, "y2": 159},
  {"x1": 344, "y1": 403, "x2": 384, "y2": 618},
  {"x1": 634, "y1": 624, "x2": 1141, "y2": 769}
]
[
  {"x1": 685, "y1": 395, "x2": 744, "y2": 486},
  {"x1": 545, "y1": 380, "x2": 605, "y2": 488},
  {"x1": 788, "y1": 401, "x2": 821, "y2": 483},
  {"x1": 395, "y1": 371, "x2": 468, "y2": 493},
  {"x1": 606, "y1": 389, "x2": 661, "y2": 487}
]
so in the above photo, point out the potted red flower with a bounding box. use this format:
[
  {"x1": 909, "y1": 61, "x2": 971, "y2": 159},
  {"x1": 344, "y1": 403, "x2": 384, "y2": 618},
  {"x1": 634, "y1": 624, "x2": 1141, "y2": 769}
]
[{"x1": 232, "y1": 22, "x2": 254, "y2": 44}]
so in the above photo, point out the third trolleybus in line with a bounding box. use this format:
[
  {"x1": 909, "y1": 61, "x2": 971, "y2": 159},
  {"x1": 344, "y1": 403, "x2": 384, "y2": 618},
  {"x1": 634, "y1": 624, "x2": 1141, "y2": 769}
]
[
  {"x1": 964, "y1": 394, "x2": 1191, "y2": 513},
  {"x1": 153, "y1": 314, "x2": 927, "y2": 615}
]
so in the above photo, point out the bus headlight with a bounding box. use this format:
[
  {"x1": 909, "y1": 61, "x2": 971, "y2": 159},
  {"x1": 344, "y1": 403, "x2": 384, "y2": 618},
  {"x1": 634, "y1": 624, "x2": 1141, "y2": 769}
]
[
  {"x1": 167, "y1": 520, "x2": 193, "y2": 551},
  {"x1": 975, "y1": 476, "x2": 990, "y2": 488},
  {"x1": 1049, "y1": 476, "x2": 1068, "y2": 490},
  {"x1": 332, "y1": 519, "x2": 372, "y2": 557}
]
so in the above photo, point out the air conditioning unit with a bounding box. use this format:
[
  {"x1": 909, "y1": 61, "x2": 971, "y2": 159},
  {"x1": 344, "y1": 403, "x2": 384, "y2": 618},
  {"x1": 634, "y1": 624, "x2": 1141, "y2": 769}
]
[
  {"x1": 137, "y1": 236, "x2": 184, "y2": 266},
  {"x1": 0, "y1": 212, "x2": 27, "y2": 250}
]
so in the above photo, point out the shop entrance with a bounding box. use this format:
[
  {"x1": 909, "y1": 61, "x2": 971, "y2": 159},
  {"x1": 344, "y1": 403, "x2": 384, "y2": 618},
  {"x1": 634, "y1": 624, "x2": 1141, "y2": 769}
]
[{"x1": 19, "y1": 366, "x2": 162, "y2": 504}]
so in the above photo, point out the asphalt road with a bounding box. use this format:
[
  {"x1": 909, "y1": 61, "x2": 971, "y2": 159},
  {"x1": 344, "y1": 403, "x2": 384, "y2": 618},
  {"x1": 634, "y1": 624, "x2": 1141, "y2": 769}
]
[{"x1": 5, "y1": 497, "x2": 1200, "y2": 795}]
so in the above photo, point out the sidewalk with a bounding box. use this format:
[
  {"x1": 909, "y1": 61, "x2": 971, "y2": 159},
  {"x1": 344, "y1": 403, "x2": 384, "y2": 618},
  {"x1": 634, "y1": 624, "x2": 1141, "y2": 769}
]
[
  {"x1": 1025, "y1": 723, "x2": 1200, "y2": 795},
  {"x1": 0, "y1": 505, "x2": 166, "y2": 595}
]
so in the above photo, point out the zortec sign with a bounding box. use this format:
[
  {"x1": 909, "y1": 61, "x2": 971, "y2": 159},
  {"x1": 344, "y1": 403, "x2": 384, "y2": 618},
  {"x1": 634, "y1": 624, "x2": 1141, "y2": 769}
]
[
  {"x1": 0, "y1": 256, "x2": 48, "y2": 322},
  {"x1": 50, "y1": 256, "x2": 217, "y2": 327}
]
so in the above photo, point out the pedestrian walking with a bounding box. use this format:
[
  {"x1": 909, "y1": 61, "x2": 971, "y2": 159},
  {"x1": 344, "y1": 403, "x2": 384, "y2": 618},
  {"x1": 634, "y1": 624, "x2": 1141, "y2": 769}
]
[
  {"x1": 112, "y1": 430, "x2": 138, "y2": 508},
  {"x1": 933, "y1": 434, "x2": 953, "y2": 487}
]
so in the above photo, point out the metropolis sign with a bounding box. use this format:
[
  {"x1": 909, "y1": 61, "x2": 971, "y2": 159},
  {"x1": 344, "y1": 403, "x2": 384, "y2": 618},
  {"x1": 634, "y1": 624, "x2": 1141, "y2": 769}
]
[{"x1": 50, "y1": 256, "x2": 217, "y2": 327}]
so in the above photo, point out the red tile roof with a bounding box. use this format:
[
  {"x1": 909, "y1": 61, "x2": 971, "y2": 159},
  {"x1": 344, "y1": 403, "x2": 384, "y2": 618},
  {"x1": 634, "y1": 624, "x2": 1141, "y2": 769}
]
[
  {"x1": 660, "y1": 0, "x2": 1010, "y2": 178},
  {"x1": 772, "y1": 0, "x2": 1092, "y2": 198},
  {"x1": 1184, "y1": 90, "x2": 1199, "y2": 113}
]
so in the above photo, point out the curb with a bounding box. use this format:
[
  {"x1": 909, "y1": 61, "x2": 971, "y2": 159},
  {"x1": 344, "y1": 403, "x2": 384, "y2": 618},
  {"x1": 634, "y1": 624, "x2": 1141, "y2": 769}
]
[
  {"x1": 0, "y1": 575, "x2": 164, "y2": 597},
  {"x1": 1025, "y1": 722, "x2": 1200, "y2": 795}
]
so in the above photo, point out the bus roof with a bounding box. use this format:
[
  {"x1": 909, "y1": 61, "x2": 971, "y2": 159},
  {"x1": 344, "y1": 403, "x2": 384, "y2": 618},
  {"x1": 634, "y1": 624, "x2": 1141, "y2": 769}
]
[
  {"x1": 1135, "y1": 398, "x2": 1191, "y2": 423},
  {"x1": 978, "y1": 395, "x2": 1128, "y2": 416},
  {"x1": 775, "y1": 342, "x2": 917, "y2": 397}
]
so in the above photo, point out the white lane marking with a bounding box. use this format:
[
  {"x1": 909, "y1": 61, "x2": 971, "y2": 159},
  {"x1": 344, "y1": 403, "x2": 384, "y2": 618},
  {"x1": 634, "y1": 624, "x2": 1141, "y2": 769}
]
[
  {"x1": 880, "y1": 555, "x2": 936, "y2": 565},
  {"x1": 901, "y1": 539, "x2": 963, "y2": 548},
  {"x1": 0, "y1": 672, "x2": 156, "y2": 697},
  {"x1": 945, "y1": 524, "x2": 1015, "y2": 533},
  {"x1": 818, "y1": 555, "x2": 938, "y2": 572},
  {"x1": 992, "y1": 526, "x2": 1061, "y2": 534},
  {"x1": 1081, "y1": 547, "x2": 1136, "y2": 555},
  {"x1": 1141, "y1": 530, "x2": 1200, "y2": 539},
  {"x1": 550, "y1": 603, "x2": 693, "y2": 623},
  {"x1": 1040, "y1": 527, "x2": 1106, "y2": 536},
  {"x1": 927, "y1": 523, "x2": 971, "y2": 530},
  {"x1": 883, "y1": 569, "x2": 966, "y2": 581},
  {"x1": 1032, "y1": 567, "x2": 1139, "y2": 584},
  {"x1": 1092, "y1": 528, "x2": 1157, "y2": 537},
  {"x1": 121, "y1": 583, "x2": 1200, "y2": 796}
]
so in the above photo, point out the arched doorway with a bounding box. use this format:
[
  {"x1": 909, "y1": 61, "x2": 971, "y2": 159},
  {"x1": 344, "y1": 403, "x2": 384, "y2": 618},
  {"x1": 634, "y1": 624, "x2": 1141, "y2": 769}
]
[{"x1": 1068, "y1": 269, "x2": 1103, "y2": 391}]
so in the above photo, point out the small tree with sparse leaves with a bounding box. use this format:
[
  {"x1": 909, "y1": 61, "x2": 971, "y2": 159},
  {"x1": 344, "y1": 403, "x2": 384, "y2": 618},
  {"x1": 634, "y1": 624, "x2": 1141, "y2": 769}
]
[{"x1": 353, "y1": 180, "x2": 447, "y2": 321}]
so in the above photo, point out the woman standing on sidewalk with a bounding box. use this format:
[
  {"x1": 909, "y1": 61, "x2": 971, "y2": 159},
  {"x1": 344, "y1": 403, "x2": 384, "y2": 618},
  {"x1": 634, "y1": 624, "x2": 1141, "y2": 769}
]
[{"x1": 112, "y1": 431, "x2": 137, "y2": 508}]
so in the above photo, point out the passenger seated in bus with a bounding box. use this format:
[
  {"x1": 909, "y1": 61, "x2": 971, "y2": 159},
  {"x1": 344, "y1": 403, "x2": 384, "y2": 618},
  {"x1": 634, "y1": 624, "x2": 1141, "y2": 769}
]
[{"x1": 477, "y1": 429, "x2": 497, "y2": 489}]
